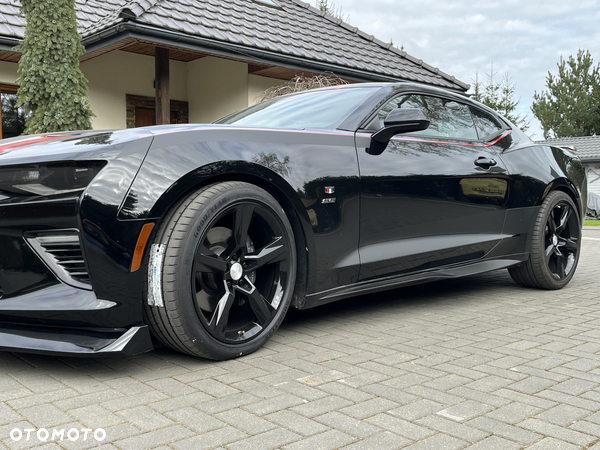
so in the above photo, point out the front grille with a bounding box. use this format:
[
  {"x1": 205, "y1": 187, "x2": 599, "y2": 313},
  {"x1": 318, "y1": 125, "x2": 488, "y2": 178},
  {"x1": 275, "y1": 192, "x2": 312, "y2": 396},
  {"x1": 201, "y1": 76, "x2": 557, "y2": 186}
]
[{"x1": 26, "y1": 231, "x2": 92, "y2": 290}]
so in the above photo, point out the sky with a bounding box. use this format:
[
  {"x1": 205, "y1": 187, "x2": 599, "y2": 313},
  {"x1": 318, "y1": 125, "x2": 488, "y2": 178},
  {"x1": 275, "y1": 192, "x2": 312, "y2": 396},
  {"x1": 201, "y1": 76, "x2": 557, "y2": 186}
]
[{"x1": 329, "y1": 0, "x2": 600, "y2": 140}]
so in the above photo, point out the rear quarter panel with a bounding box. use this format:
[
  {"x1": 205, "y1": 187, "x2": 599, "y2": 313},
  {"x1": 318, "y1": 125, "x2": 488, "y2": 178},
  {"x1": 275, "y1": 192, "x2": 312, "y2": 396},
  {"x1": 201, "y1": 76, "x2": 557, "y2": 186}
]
[
  {"x1": 500, "y1": 143, "x2": 586, "y2": 213},
  {"x1": 495, "y1": 143, "x2": 587, "y2": 259}
]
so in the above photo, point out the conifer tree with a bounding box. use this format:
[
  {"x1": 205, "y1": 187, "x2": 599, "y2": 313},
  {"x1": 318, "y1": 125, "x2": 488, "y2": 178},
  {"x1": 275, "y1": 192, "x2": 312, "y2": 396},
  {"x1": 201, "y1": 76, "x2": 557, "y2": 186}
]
[
  {"x1": 17, "y1": 0, "x2": 93, "y2": 134},
  {"x1": 471, "y1": 63, "x2": 530, "y2": 132},
  {"x1": 531, "y1": 50, "x2": 600, "y2": 138}
]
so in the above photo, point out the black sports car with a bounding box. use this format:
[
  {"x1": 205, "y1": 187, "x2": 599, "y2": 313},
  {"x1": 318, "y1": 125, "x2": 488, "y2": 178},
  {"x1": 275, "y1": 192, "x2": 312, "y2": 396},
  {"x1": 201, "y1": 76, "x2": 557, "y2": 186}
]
[{"x1": 0, "y1": 82, "x2": 587, "y2": 360}]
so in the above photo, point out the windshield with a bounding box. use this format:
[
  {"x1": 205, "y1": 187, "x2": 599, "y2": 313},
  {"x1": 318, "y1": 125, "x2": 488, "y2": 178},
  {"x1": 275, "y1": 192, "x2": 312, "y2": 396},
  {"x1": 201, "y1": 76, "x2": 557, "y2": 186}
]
[{"x1": 215, "y1": 87, "x2": 378, "y2": 130}]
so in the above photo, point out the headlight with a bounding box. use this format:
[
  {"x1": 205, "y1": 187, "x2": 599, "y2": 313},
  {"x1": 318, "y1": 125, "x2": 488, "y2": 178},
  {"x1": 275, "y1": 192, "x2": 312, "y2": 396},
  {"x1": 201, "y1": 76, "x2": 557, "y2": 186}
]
[{"x1": 0, "y1": 161, "x2": 106, "y2": 197}]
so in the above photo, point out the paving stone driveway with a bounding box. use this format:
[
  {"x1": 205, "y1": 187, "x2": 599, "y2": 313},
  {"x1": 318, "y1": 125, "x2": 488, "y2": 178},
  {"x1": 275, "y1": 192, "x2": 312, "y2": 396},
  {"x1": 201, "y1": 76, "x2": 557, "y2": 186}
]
[{"x1": 1, "y1": 229, "x2": 599, "y2": 450}]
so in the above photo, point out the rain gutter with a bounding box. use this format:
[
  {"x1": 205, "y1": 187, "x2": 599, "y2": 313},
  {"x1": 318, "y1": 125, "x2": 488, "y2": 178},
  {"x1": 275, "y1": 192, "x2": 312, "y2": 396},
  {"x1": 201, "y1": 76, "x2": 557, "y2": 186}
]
[{"x1": 0, "y1": 36, "x2": 20, "y2": 52}]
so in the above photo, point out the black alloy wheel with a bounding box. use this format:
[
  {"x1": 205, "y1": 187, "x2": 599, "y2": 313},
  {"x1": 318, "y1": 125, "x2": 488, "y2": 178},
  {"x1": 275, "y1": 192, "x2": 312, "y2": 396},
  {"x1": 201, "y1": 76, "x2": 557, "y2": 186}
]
[
  {"x1": 193, "y1": 201, "x2": 291, "y2": 344},
  {"x1": 509, "y1": 190, "x2": 581, "y2": 289},
  {"x1": 543, "y1": 200, "x2": 579, "y2": 280},
  {"x1": 144, "y1": 182, "x2": 297, "y2": 360}
]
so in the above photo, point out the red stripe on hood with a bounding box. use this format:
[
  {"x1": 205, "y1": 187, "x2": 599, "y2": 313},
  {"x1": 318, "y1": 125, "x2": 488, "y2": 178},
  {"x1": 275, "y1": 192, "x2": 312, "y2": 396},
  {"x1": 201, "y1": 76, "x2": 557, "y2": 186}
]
[{"x1": 0, "y1": 134, "x2": 67, "y2": 154}]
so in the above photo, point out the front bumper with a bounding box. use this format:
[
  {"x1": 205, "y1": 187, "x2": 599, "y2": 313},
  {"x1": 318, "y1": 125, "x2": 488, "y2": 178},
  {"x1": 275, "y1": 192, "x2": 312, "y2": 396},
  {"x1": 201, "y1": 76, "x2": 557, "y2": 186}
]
[
  {"x1": 0, "y1": 131, "x2": 157, "y2": 356},
  {"x1": 0, "y1": 323, "x2": 153, "y2": 357}
]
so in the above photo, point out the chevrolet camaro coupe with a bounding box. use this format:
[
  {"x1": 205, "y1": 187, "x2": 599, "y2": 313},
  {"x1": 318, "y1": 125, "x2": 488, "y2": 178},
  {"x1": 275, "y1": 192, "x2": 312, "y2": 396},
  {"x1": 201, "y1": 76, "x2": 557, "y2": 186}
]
[{"x1": 0, "y1": 82, "x2": 586, "y2": 360}]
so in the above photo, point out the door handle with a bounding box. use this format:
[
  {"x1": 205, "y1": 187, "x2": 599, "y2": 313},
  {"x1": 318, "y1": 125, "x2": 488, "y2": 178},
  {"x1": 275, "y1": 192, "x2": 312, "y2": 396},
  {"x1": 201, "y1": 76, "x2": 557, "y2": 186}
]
[{"x1": 474, "y1": 157, "x2": 497, "y2": 169}]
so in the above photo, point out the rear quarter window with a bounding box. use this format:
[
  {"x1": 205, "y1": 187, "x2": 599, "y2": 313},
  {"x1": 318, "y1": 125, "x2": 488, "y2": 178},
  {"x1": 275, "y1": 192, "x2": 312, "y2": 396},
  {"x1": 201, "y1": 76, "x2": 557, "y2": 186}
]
[{"x1": 470, "y1": 108, "x2": 505, "y2": 140}]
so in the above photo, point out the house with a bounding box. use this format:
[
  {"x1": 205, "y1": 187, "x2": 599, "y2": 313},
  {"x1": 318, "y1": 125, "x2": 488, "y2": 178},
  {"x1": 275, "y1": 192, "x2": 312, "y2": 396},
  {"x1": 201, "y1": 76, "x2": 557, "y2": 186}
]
[
  {"x1": 0, "y1": 0, "x2": 469, "y2": 138},
  {"x1": 537, "y1": 135, "x2": 600, "y2": 198}
]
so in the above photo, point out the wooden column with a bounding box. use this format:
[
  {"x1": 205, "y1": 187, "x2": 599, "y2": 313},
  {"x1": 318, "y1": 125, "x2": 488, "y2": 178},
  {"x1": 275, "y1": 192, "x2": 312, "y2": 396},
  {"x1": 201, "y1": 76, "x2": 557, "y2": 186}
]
[{"x1": 155, "y1": 47, "x2": 170, "y2": 125}]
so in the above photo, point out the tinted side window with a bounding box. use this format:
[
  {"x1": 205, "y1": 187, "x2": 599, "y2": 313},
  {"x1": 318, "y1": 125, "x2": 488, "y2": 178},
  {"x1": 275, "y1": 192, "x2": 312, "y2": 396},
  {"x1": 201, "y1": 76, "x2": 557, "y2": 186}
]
[
  {"x1": 377, "y1": 95, "x2": 478, "y2": 140},
  {"x1": 470, "y1": 108, "x2": 504, "y2": 139}
]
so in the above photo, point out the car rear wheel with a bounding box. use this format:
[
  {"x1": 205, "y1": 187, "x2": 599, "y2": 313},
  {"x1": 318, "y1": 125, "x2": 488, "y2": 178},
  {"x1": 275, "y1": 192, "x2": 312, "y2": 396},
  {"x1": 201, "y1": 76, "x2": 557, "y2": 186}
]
[
  {"x1": 144, "y1": 181, "x2": 296, "y2": 360},
  {"x1": 508, "y1": 190, "x2": 581, "y2": 289}
]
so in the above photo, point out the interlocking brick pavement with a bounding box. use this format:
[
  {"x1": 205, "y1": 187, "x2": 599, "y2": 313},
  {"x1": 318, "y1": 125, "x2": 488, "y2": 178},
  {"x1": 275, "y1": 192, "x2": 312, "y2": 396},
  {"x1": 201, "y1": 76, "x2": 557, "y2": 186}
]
[{"x1": 0, "y1": 229, "x2": 599, "y2": 449}]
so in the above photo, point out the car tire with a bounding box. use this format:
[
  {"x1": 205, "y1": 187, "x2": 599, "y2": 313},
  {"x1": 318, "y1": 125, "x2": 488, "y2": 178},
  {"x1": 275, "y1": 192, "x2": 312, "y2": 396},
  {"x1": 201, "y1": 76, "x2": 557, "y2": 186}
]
[
  {"x1": 144, "y1": 181, "x2": 297, "y2": 360},
  {"x1": 508, "y1": 190, "x2": 581, "y2": 290}
]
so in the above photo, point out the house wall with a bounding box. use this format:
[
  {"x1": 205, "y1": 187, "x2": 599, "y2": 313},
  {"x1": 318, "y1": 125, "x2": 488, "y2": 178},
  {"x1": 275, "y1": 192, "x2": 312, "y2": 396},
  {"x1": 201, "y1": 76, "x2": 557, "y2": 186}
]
[
  {"x1": 0, "y1": 61, "x2": 18, "y2": 86},
  {"x1": 0, "y1": 53, "x2": 288, "y2": 131},
  {"x1": 248, "y1": 74, "x2": 285, "y2": 105},
  {"x1": 187, "y1": 57, "x2": 249, "y2": 123},
  {"x1": 81, "y1": 51, "x2": 188, "y2": 130}
]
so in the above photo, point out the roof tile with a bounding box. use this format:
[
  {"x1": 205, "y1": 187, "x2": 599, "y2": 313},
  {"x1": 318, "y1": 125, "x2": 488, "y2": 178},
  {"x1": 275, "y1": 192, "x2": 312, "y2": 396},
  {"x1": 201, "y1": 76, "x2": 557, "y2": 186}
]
[
  {"x1": 537, "y1": 136, "x2": 600, "y2": 161},
  {"x1": 0, "y1": 0, "x2": 468, "y2": 90}
]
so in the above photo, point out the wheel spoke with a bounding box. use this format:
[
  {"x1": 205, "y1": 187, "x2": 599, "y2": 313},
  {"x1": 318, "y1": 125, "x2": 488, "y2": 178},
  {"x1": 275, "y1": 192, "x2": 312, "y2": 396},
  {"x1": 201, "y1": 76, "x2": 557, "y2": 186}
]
[
  {"x1": 544, "y1": 243, "x2": 554, "y2": 262},
  {"x1": 243, "y1": 237, "x2": 286, "y2": 270},
  {"x1": 562, "y1": 237, "x2": 578, "y2": 253},
  {"x1": 248, "y1": 290, "x2": 275, "y2": 326},
  {"x1": 207, "y1": 281, "x2": 235, "y2": 338},
  {"x1": 556, "y1": 253, "x2": 566, "y2": 278},
  {"x1": 235, "y1": 276, "x2": 275, "y2": 326},
  {"x1": 194, "y1": 252, "x2": 228, "y2": 274},
  {"x1": 556, "y1": 205, "x2": 572, "y2": 234},
  {"x1": 224, "y1": 204, "x2": 254, "y2": 257},
  {"x1": 547, "y1": 209, "x2": 557, "y2": 235}
]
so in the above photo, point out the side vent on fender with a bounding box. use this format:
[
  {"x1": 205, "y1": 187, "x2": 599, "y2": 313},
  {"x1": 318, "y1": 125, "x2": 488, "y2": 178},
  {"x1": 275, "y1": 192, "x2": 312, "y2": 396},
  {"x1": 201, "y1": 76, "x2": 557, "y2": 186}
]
[{"x1": 26, "y1": 231, "x2": 92, "y2": 290}]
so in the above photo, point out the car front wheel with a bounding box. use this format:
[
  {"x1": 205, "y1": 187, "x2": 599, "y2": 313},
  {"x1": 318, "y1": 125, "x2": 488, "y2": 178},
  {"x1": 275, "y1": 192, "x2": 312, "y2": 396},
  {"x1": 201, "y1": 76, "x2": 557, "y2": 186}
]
[{"x1": 144, "y1": 181, "x2": 297, "y2": 360}]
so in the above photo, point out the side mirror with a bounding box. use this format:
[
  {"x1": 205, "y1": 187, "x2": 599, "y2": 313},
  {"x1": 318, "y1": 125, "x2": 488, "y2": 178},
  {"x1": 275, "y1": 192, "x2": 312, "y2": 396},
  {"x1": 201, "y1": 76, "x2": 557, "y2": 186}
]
[{"x1": 367, "y1": 108, "x2": 430, "y2": 155}]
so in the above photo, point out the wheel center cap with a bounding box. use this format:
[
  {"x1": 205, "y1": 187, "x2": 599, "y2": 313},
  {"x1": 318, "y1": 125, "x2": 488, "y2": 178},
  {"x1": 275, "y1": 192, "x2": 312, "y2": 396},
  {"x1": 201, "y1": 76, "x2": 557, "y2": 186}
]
[
  {"x1": 552, "y1": 235, "x2": 558, "y2": 246},
  {"x1": 230, "y1": 262, "x2": 244, "y2": 281}
]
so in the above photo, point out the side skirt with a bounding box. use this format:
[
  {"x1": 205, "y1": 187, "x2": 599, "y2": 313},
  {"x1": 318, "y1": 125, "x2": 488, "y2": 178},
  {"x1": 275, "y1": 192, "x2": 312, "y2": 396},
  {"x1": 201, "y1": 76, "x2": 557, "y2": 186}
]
[{"x1": 301, "y1": 255, "x2": 527, "y2": 309}]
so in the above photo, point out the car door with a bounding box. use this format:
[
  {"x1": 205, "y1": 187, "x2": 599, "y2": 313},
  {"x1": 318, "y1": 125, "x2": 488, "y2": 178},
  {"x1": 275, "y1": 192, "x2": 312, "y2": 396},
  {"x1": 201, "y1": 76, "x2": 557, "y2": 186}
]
[{"x1": 355, "y1": 93, "x2": 511, "y2": 281}]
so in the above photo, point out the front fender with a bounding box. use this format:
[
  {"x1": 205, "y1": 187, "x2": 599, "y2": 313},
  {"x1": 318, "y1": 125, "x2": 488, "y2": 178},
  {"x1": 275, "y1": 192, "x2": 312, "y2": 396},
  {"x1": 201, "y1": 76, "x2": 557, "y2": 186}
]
[
  {"x1": 123, "y1": 158, "x2": 309, "y2": 224},
  {"x1": 115, "y1": 126, "x2": 362, "y2": 297}
]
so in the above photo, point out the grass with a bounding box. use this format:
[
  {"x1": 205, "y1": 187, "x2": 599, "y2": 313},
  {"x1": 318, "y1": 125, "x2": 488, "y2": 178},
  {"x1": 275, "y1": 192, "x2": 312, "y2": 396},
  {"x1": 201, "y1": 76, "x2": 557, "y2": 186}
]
[{"x1": 585, "y1": 219, "x2": 600, "y2": 226}]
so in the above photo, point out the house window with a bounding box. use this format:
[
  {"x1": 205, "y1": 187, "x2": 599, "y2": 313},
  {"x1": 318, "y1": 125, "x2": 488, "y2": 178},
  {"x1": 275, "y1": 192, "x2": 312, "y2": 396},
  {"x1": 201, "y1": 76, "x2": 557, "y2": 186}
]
[
  {"x1": 126, "y1": 94, "x2": 189, "y2": 128},
  {"x1": 1, "y1": 84, "x2": 26, "y2": 139}
]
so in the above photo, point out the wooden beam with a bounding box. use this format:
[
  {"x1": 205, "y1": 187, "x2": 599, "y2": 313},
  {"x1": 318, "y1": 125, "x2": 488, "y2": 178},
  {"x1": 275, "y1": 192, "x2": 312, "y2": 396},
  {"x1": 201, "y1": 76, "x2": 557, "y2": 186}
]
[{"x1": 155, "y1": 47, "x2": 170, "y2": 125}]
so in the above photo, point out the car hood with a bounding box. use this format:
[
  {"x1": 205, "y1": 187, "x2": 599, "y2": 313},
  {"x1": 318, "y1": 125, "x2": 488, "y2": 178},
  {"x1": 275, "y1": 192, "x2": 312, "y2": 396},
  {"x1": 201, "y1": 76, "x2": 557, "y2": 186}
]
[{"x1": 0, "y1": 128, "x2": 153, "y2": 165}]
